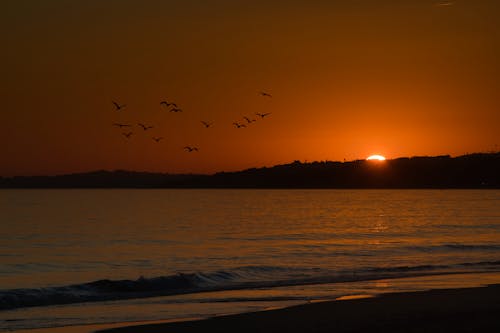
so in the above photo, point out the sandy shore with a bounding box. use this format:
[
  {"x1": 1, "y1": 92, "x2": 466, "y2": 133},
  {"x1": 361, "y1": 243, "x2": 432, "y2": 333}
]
[{"x1": 97, "y1": 284, "x2": 500, "y2": 333}]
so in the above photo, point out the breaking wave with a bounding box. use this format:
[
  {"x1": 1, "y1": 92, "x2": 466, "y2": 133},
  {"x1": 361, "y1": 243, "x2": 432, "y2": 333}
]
[{"x1": 2, "y1": 261, "x2": 500, "y2": 311}]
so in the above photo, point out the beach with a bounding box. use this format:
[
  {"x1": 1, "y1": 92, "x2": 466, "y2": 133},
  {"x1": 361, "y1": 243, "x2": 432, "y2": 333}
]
[
  {"x1": 98, "y1": 284, "x2": 500, "y2": 333},
  {"x1": 3, "y1": 0, "x2": 500, "y2": 330},
  {"x1": 2, "y1": 189, "x2": 499, "y2": 331}
]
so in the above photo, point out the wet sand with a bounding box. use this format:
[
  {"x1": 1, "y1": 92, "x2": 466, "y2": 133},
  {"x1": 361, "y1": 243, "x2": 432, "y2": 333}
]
[{"x1": 97, "y1": 284, "x2": 500, "y2": 333}]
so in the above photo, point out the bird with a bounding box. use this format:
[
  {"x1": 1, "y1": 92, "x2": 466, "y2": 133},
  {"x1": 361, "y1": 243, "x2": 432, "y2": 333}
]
[
  {"x1": 243, "y1": 116, "x2": 256, "y2": 124},
  {"x1": 152, "y1": 137, "x2": 163, "y2": 142},
  {"x1": 255, "y1": 112, "x2": 271, "y2": 118},
  {"x1": 435, "y1": 1, "x2": 454, "y2": 6},
  {"x1": 138, "y1": 123, "x2": 154, "y2": 130},
  {"x1": 201, "y1": 121, "x2": 213, "y2": 128},
  {"x1": 259, "y1": 91, "x2": 272, "y2": 98},
  {"x1": 170, "y1": 108, "x2": 183, "y2": 113},
  {"x1": 112, "y1": 101, "x2": 126, "y2": 111},
  {"x1": 233, "y1": 122, "x2": 246, "y2": 128},
  {"x1": 183, "y1": 146, "x2": 199, "y2": 152},
  {"x1": 113, "y1": 123, "x2": 131, "y2": 128},
  {"x1": 122, "y1": 132, "x2": 133, "y2": 138},
  {"x1": 160, "y1": 101, "x2": 178, "y2": 108}
]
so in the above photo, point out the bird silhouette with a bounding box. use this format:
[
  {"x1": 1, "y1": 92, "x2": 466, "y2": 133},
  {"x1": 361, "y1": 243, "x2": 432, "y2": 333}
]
[
  {"x1": 255, "y1": 112, "x2": 271, "y2": 118},
  {"x1": 435, "y1": 1, "x2": 454, "y2": 6},
  {"x1": 243, "y1": 116, "x2": 256, "y2": 124},
  {"x1": 259, "y1": 91, "x2": 272, "y2": 98},
  {"x1": 138, "y1": 123, "x2": 154, "y2": 130},
  {"x1": 152, "y1": 137, "x2": 163, "y2": 142},
  {"x1": 160, "y1": 101, "x2": 178, "y2": 108},
  {"x1": 183, "y1": 146, "x2": 199, "y2": 152},
  {"x1": 113, "y1": 101, "x2": 126, "y2": 110},
  {"x1": 122, "y1": 132, "x2": 133, "y2": 138},
  {"x1": 170, "y1": 108, "x2": 183, "y2": 113},
  {"x1": 233, "y1": 122, "x2": 246, "y2": 128},
  {"x1": 113, "y1": 123, "x2": 131, "y2": 128},
  {"x1": 201, "y1": 121, "x2": 213, "y2": 128}
]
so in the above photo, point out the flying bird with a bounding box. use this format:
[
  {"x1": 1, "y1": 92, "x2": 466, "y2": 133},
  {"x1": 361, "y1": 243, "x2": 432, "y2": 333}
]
[
  {"x1": 152, "y1": 137, "x2": 163, "y2": 142},
  {"x1": 233, "y1": 122, "x2": 246, "y2": 128},
  {"x1": 122, "y1": 132, "x2": 133, "y2": 138},
  {"x1": 255, "y1": 112, "x2": 271, "y2": 118},
  {"x1": 243, "y1": 116, "x2": 256, "y2": 124},
  {"x1": 112, "y1": 101, "x2": 126, "y2": 111},
  {"x1": 259, "y1": 91, "x2": 272, "y2": 98},
  {"x1": 113, "y1": 123, "x2": 131, "y2": 128},
  {"x1": 138, "y1": 123, "x2": 154, "y2": 130},
  {"x1": 201, "y1": 121, "x2": 213, "y2": 128},
  {"x1": 435, "y1": 1, "x2": 454, "y2": 6},
  {"x1": 183, "y1": 146, "x2": 199, "y2": 152},
  {"x1": 160, "y1": 101, "x2": 178, "y2": 108}
]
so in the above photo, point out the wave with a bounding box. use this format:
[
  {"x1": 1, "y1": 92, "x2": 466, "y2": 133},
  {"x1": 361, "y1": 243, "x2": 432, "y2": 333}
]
[
  {"x1": 407, "y1": 244, "x2": 500, "y2": 252},
  {"x1": 442, "y1": 244, "x2": 500, "y2": 250},
  {"x1": 1, "y1": 261, "x2": 499, "y2": 311}
]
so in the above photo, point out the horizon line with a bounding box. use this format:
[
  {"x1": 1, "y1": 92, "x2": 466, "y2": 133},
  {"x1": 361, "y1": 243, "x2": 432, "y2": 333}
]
[{"x1": 2, "y1": 151, "x2": 499, "y2": 179}]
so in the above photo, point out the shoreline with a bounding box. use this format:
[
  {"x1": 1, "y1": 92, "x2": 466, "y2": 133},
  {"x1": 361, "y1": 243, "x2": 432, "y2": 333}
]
[
  {"x1": 97, "y1": 284, "x2": 500, "y2": 333},
  {"x1": 7, "y1": 273, "x2": 500, "y2": 333}
]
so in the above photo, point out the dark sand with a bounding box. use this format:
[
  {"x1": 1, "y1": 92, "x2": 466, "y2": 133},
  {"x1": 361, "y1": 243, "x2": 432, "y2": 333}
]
[{"x1": 98, "y1": 284, "x2": 500, "y2": 333}]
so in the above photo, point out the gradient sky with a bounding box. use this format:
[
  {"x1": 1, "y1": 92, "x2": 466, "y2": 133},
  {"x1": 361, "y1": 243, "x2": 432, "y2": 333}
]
[{"x1": 2, "y1": 0, "x2": 499, "y2": 176}]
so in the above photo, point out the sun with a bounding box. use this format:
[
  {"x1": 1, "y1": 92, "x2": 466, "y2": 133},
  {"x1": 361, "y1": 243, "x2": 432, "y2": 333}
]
[{"x1": 366, "y1": 155, "x2": 386, "y2": 161}]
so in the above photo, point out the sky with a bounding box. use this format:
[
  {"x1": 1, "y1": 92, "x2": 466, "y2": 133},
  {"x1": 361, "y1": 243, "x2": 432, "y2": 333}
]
[{"x1": 1, "y1": 0, "x2": 499, "y2": 176}]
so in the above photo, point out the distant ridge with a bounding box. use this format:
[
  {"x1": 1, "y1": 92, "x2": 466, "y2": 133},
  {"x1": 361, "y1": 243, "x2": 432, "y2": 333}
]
[{"x1": 1, "y1": 153, "x2": 499, "y2": 188}]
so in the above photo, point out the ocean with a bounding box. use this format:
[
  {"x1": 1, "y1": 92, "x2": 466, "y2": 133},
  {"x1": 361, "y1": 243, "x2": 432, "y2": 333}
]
[{"x1": 1, "y1": 189, "x2": 499, "y2": 331}]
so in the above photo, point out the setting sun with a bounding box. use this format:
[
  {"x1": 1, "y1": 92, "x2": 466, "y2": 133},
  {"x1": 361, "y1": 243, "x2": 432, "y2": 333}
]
[{"x1": 366, "y1": 155, "x2": 386, "y2": 161}]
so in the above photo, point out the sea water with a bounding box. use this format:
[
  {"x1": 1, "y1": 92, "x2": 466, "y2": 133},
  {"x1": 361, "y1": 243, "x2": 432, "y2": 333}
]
[{"x1": 1, "y1": 189, "x2": 499, "y2": 331}]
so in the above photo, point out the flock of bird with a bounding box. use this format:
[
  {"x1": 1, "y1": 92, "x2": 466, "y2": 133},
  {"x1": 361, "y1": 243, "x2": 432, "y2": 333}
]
[
  {"x1": 108, "y1": 2, "x2": 453, "y2": 155},
  {"x1": 111, "y1": 91, "x2": 273, "y2": 153}
]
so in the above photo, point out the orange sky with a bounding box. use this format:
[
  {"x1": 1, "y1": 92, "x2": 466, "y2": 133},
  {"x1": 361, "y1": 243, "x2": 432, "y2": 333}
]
[{"x1": 1, "y1": 1, "x2": 499, "y2": 176}]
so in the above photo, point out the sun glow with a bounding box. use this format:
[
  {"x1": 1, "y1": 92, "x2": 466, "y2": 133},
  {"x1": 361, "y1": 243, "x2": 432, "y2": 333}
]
[{"x1": 366, "y1": 155, "x2": 386, "y2": 161}]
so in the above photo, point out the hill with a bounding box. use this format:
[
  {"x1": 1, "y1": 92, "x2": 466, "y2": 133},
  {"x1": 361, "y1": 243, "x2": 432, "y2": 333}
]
[{"x1": 1, "y1": 153, "x2": 499, "y2": 188}]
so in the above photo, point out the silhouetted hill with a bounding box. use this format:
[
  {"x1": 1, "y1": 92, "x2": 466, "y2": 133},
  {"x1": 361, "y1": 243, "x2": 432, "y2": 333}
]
[
  {"x1": 197, "y1": 153, "x2": 499, "y2": 188},
  {"x1": 1, "y1": 153, "x2": 499, "y2": 188},
  {"x1": 0, "y1": 170, "x2": 196, "y2": 189}
]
